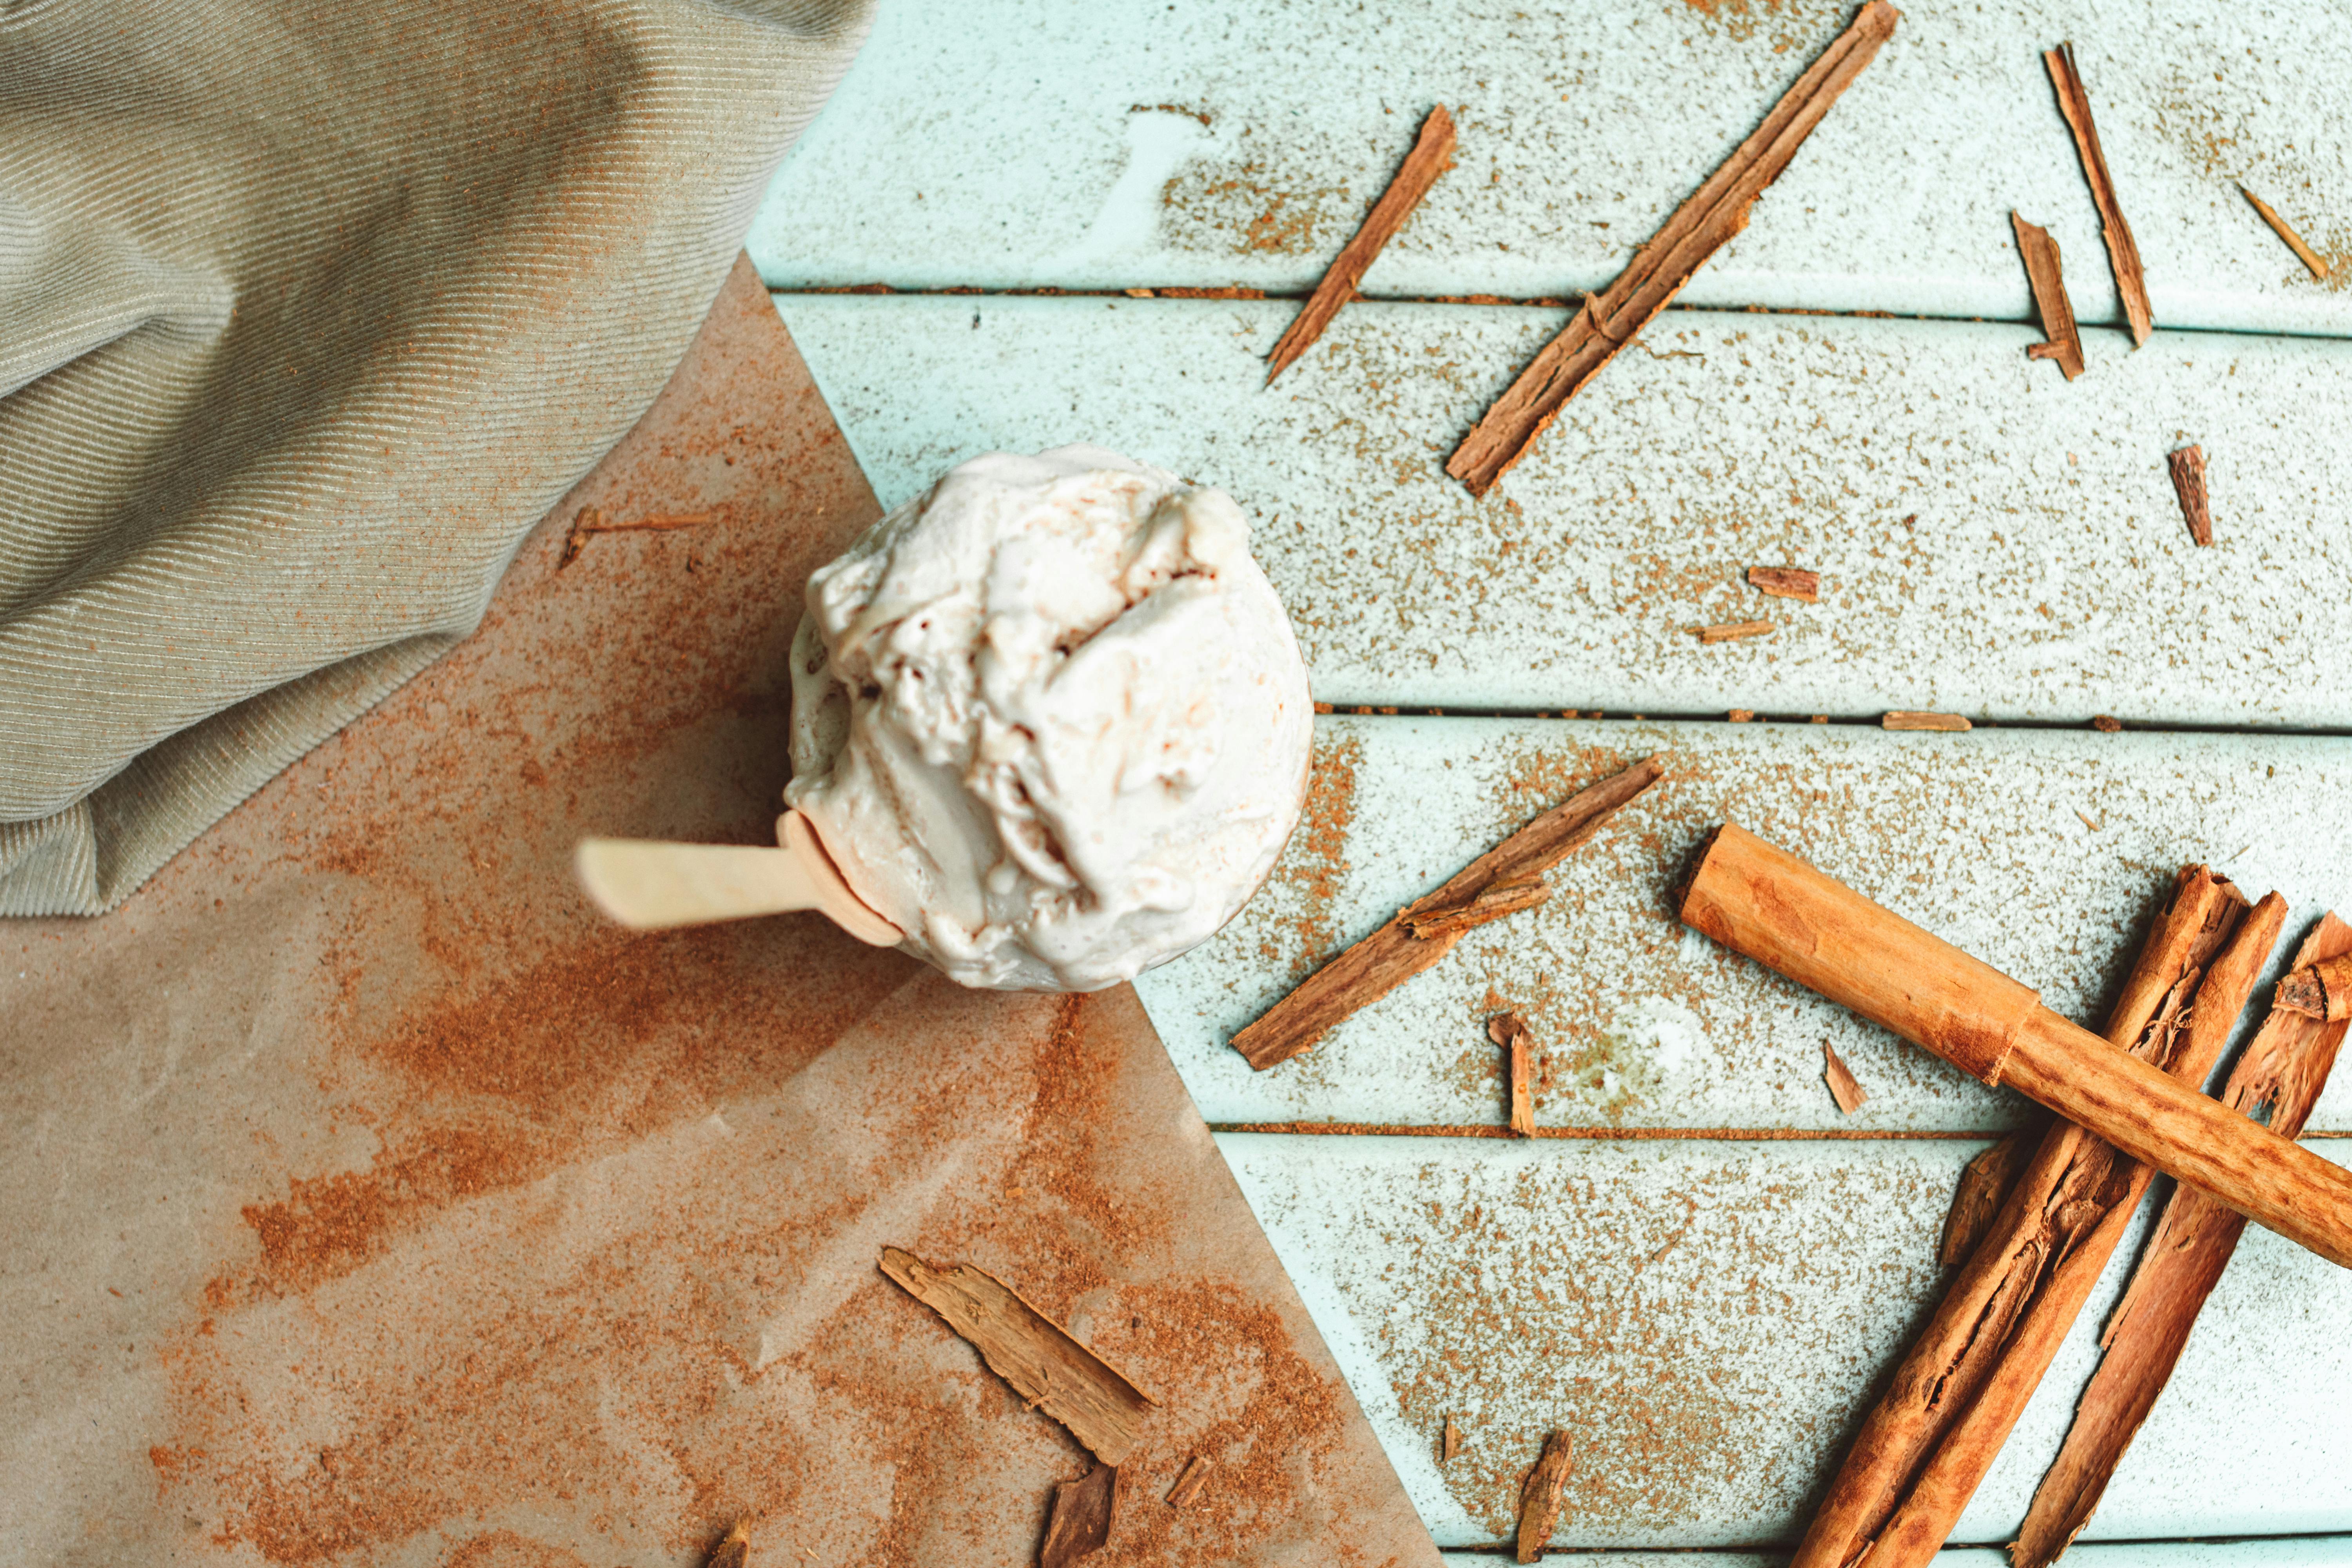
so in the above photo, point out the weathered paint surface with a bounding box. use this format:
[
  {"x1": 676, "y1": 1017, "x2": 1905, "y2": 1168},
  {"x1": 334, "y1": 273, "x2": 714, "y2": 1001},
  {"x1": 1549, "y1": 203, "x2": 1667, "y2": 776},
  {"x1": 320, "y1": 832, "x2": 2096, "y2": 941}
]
[
  {"x1": 755, "y1": 0, "x2": 2352, "y2": 334},
  {"x1": 1223, "y1": 1133, "x2": 2352, "y2": 1550},
  {"x1": 1136, "y1": 716, "x2": 2352, "y2": 1131},
  {"x1": 776, "y1": 295, "x2": 2352, "y2": 726}
]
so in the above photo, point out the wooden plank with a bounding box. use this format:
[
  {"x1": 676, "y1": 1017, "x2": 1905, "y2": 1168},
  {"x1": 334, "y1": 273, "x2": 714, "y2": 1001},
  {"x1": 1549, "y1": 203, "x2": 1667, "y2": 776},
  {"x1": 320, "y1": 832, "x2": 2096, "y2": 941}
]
[
  {"x1": 753, "y1": 0, "x2": 2352, "y2": 336},
  {"x1": 1127, "y1": 717, "x2": 2352, "y2": 1131},
  {"x1": 1219, "y1": 1132, "x2": 2352, "y2": 1549},
  {"x1": 775, "y1": 294, "x2": 2352, "y2": 726}
]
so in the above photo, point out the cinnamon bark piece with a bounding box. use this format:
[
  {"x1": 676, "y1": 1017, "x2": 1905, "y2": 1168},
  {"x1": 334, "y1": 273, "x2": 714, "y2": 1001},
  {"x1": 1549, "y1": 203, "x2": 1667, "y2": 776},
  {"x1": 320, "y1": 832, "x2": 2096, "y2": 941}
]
[
  {"x1": 2239, "y1": 183, "x2": 2332, "y2": 281},
  {"x1": 1492, "y1": 1012, "x2": 1537, "y2": 1136},
  {"x1": 705, "y1": 1522, "x2": 749, "y2": 1568},
  {"x1": 1514, "y1": 1431, "x2": 1575, "y2": 1564},
  {"x1": 2167, "y1": 445, "x2": 2212, "y2": 547},
  {"x1": 1040, "y1": 1465, "x2": 1116, "y2": 1568},
  {"x1": 2011, "y1": 213, "x2": 2085, "y2": 380},
  {"x1": 1165, "y1": 1456, "x2": 1212, "y2": 1509},
  {"x1": 1822, "y1": 1041, "x2": 1867, "y2": 1114},
  {"x1": 1936, "y1": 1127, "x2": 2034, "y2": 1267},
  {"x1": 1231, "y1": 758, "x2": 1663, "y2": 1071},
  {"x1": 1697, "y1": 619, "x2": 1774, "y2": 644},
  {"x1": 1781, "y1": 870, "x2": 2285, "y2": 1568},
  {"x1": 1442, "y1": 1414, "x2": 1462, "y2": 1463},
  {"x1": 1264, "y1": 105, "x2": 1457, "y2": 385},
  {"x1": 1445, "y1": 2, "x2": 1898, "y2": 496},
  {"x1": 879, "y1": 1248, "x2": 1155, "y2": 1464},
  {"x1": 1405, "y1": 878, "x2": 1551, "y2": 938},
  {"x1": 1749, "y1": 566, "x2": 1821, "y2": 602},
  {"x1": 1883, "y1": 711, "x2": 1971, "y2": 732},
  {"x1": 2274, "y1": 951, "x2": 2352, "y2": 1020},
  {"x1": 2013, "y1": 912, "x2": 2352, "y2": 1568},
  {"x1": 2044, "y1": 43, "x2": 2152, "y2": 348}
]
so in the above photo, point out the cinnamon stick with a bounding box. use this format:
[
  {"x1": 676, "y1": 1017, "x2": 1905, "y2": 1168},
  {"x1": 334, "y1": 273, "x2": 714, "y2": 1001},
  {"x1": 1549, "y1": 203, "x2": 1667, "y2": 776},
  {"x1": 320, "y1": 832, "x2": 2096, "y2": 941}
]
[
  {"x1": 1405, "y1": 878, "x2": 1551, "y2": 938},
  {"x1": 1165, "y1": 1455, "x2": 1212, "y2": 1509},
  {"x1": 2011, "y1": 212, "x2": 2086, "y2": 380},
  {"x1": 2239, "y1": 183, "x2": 2332, "y2": 281},
  {"x1": 1822, "y1": 1041, "x2": 1868, "y2": 1114},
  {"x1": 1514, "y1": 1431, "x2": 1575, "y2": 1564},
  {"x1": 1040, "y1": 1464, "x2": 1116, "y2": 1568},
  {"x1": 1936, "y1": 1126, "x2": 2034, "y2": 1267},
  {"x1": 1679, "y1": 826, "x2": 2352, "y2": 1271},
  {"x1": 1749, "y1": 566, "x2": 1821, "y2": 602},
  {"x1": 1265, "y1": 105, "x2": 1457, "y2": 385},
  {"x1": 1232, "y1": 758, "x2": 1663, "y2": 1071},
  {"x1": 2167, "y1": 445, "x2": 2212, "y2": 548},
  {"x1": 1445, "y1": 2, "x2": 1898, "y2": 495},
  {"x1": 2045, "y1": 43, "x2": 2152, "y2": 348},
  {"x1": 879, "y1": 1248, "x2": 1154, "y2": 1463},
  {"x1": 1883, "y1": 711, "x2": 1971, "y2": 732},
  {"x1": 1492, "y1": 1012, "x2": 1537, "y2": 1136},
  {"x1": 1697, "y1": 619, "x2": 1774, "y2": 644},
  {"x1": 2274, "y1": 951, "x2": 2352, "y2": 1019},
  {"x1": 2013, "y1": 912, "x2": 2352, "y2": 1568},
  {"x1": 1442, "y1": 1414, "x2": 1462, "y2": 1464}
]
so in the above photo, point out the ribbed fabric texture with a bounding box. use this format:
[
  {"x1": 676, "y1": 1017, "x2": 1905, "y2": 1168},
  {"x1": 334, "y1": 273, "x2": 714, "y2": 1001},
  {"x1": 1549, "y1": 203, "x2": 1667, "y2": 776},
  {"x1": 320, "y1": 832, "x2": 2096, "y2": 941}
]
[{"x1": 0, "y1": 0, "x2": 872, "y2": 914}]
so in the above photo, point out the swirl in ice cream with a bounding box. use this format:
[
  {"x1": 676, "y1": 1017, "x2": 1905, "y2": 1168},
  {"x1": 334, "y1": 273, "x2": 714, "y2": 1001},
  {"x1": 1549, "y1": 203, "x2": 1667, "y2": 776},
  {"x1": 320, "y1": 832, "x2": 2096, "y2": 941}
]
[{"x1": 785, "y1": 445, "x2": 1314, "y2": 992}]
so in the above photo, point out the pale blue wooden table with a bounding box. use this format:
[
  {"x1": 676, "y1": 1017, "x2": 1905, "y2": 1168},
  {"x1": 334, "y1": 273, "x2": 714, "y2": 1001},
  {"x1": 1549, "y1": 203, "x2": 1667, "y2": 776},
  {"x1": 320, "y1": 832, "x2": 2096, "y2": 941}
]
[{"x1": 753, "y1": 2, "x2": 2352, "y2": 1559}]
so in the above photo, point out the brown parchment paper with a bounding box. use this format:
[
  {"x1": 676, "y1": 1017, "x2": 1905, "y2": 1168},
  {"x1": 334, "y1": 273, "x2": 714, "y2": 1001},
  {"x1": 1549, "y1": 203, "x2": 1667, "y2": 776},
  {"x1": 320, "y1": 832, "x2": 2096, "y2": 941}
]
[{"x1": 0, "y1": 258, "x2": 1439, "y2": 1568}]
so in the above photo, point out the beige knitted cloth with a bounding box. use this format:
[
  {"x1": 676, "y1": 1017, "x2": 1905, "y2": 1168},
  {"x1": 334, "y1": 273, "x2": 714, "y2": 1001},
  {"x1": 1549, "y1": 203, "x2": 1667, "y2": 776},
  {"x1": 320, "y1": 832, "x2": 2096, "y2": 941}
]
[{"x1": 0, "y1": 0, "x2": 871, "y2": 914}]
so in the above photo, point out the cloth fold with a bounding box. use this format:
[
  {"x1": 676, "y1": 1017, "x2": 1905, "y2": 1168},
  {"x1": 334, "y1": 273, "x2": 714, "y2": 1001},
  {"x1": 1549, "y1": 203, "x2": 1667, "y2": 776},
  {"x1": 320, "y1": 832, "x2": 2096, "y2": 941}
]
[{"x1": 0, "y1": 0, "x2": 873, "y2": 913}]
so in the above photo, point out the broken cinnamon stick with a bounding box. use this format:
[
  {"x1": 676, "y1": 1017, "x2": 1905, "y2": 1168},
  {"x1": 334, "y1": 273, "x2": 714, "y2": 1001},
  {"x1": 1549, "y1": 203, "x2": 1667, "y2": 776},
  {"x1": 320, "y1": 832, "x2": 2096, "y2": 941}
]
[
  {"x1": 1680, "y1": 826, "x2": 2352, "y2": 1271},
  {"x1": 2013, "y1": 911, "x2": 2352, "y2": 1568},
  {"x1": 1697, "y1": 619, "x2": 1773, "y2": 644},
  {"x1": 1445, "y1": 2, "x2": 1898, "y2": 495},
  {"x1": 1040, "y1": 1464, "x2": 1116, "y2": 1568},
  {"x1": 2167, "y1": 445, "x2": 2211, "y2": 548},
  {"x1": 1405, "y1": 878, "x2": 1551, "y2": 938},
  {"x1": 1749, "y1": 566, "x2": 1821, "y2": 602},
  {"x1": 1883, "y1": 711, "x2": 1971, "y2": 732},
  {"x1": 2011, "y1": 212, "x2": 2085, "y2": 380},
  {"x1": 559, "y1": 506, "x2": 712, "y2": 568},
  {"x1": 1265, "y1": 105, "x2": 1457, "y2": 385},
  {"x1": 1515, "y1": 1431, "x2": 1575, "y2": 1564},
  {"x1": 1232, "y1": 758, "x2": 1663, "y2": 1071},
  {"x1": 1165, "y1": 1455, "x2": 1212, "y2": 1509},
  {"x1": 1492, "y1": 1013, "x2": 1537, "y2": 1136},
  {"x1": 704, "y1": 1522, "x2": 749, "y2": 1568},
  {"x1": 2274, "y1": 950, "x2": 2352, "y2": 1020},
  {"x1": 1822, "y1": 1041, "x2": 1867, "y2": 1114},
  {"x1": 2239, "y1": 183, "x2": 2332, "y2": 281},
  {"x1": 879, "y1": 1248, "x2": 1154, "y2": 1463},
  {"x1": 1936, "y1": 1126, "x2": 2033, "y2": 1267},
  {"x1": 2045, "y1": 43, "x2": 2152, "y2": 348}
]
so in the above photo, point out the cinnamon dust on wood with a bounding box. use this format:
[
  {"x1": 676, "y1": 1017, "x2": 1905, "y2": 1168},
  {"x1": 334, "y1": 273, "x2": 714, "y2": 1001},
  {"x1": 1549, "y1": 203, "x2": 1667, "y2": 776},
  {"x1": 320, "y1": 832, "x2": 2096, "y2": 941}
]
[
  {"x1": 2011, "y1": 213, "x2": 2085, "y2": 380},
  {"x1": 2045, "y1": 42, "x2": 2153, "y2": 347},
  {"x1": 1445, "y1": 2, "x2": 1898, "y2": 495}
]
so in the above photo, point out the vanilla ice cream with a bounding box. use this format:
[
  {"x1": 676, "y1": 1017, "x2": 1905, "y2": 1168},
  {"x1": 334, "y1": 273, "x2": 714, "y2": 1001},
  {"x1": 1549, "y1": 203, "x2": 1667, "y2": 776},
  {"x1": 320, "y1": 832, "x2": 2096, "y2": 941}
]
[{"x1": 784, "y1": 445, "x2": 1313, "y2": 992}]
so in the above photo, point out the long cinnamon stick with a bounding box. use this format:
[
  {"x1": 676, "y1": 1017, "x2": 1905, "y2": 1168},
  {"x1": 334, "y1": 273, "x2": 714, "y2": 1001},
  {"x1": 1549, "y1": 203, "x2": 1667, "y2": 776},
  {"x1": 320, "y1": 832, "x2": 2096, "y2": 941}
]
[
  {"x1": 1445, "y1": 2, "x2": 1898, "y2": 496},
  {"x1": 1678, "y1": 826, "x2": 2352, "y2": 1270},
  {"x1": 1265, "y1": 105, "x2": 1457, "y2": 385},
  {"x1": 1232, "y1": 758, "x2": 1662, "y2": 1071},
  {"x1": 2013, "y1": 912, "x2": 2352, "y2": 1568},
  {"x1": 2045, "y1": 42, "x2": 2152, "y2": 348},
  {"x1": 2011, "y1": 212, "x2": 2085, "y2": 380}
]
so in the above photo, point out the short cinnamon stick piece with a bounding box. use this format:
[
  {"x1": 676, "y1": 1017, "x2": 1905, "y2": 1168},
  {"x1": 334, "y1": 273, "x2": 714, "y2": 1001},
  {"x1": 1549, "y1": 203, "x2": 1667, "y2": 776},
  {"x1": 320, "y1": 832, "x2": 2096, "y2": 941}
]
[
  {"x1": 2240, "y1": 183, "x2": 2332, "y2": 281},
  {"x1": 2013, "y1": 911, "x2": 2352, "y2": 1568},
  {"x1": 1165, "y1": 1455, "x2": 1212, "y2": 1509},
  {"x1": 1265, "y1": 105, "x2": 1457, "y2": 385},
  {"x1": 1405, "y1": 878, "x2": 1551, "y2": 938},
  {"x1": 2167, "y1": 445, "x2": 2211, "y2": 547},
  {"x1": 1232, "y1": 758, "x2": 1663, "y2": 1071},
  {"x1": 1936, "y1": 1127, "x2": 2033, "y2": 1267},
  {"x1": 879, "y1": 1248, "x2": 1154, "y2": 1463},
  {"x1": 1697, "y1": 619, "x2": 1774, "y2": 644},
  {"x1": 1822, "y1": 1041, "x2": 1867, "y2": 1114},
  {"x1": 705, "y1": 1522, "x2": 749, "y2": 1568},
  {"x1": 2011, "y1": 213, "x2": 2086, "y2": 380},
  {"x1": 1040, "y1": 1464, "x2": 1116, "y2": 1568},
  {"x1": 1446, "y1": 2, "x2": 1898, "y2": 495},
  {"x1": 1883, "y1": 711, "x2": 1971, "y2": 732},
  {"x1": 2274, "y1": 951, "x2": 2352, "y2": 1020},
  {"x1": 1749, "y1": 566, "x2": 1821, "y2": 602},
  {"x1": 2045, "y1": 43, "x2": 2152, "y2": 347},
  {"x1": 1515, "y1": 1431, "x2": 1575, "y2": 1564},
  {"x1": 1493, "y1": 1012, "x2": 1537, "y2": 1136}
]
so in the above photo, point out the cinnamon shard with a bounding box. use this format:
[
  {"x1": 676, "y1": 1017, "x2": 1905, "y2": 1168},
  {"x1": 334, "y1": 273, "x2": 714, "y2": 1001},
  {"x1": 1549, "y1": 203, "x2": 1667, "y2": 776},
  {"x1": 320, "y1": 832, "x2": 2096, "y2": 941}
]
[
  {"x1": 1492, "y1": 1012, "x2": 1537, "y2": 1136},
  {"x1": 1442, "y1": 1414, "x2": 1462, "y2": 1463},
  {"x1": 2011, "y1": 212, "x2": 2085, "y2": 380},
  {"x1": 878, "y1": 1248, "x2": 1154, "y2": 1463},
  {"x1": 705, "y1": 1522, "x2": 749, "y2": 1568},
  {"x1": 1265, "y1": 105, "x2": 1457, "y2": 385},
  {"x1": 1515, "y1": 1431, "x2": 1575, "y2": 1564},
  {"x1": 1882, "y1": 711, "x2": 1972, "y2": 732},
  {"x1": 1937, "y1": 1127, "x2": 2033, "y2": 1267},
  {"x1": 1446, "y1": 2, "x2": 1898, "y2": 495},
  {"x1": 1697, "y1": 619, "x2": 1774, "y2": 644},
  {"x1": 2275, "y1": 952, "x2": 2352, "y2": 1020},
  {"x1": 1822, "y1": 1041, "x2": 1867, "y2": 1114},
  {"x1": 1231, "y1": 758, "x2": 1664, "y2": 1071},
  {"x1": 1040, "y1": 1464, "x2": 1116, "y2": 1568},
  {"x1": 1405, "y1": 878, "x2": 1551, "y2": 938},
  {"x1": 2045, "y1": 42, "x2": 2152, "y2": 348},
  {"x1": 2240, "y1": 183, "x2": 2332, "y2": 281},
  {"x1": 560, "y1": 506, "x2": 713, "y2": 568},
  {"x1": 2011, "y1": 911, "x2": 2352, "y2": 1568},
  {"x1": 1165, "y1": 1455, "x2": 1212, "y2": 1509},
  {"x1": 2167, "y1": 445, "x2": 2212, "y2": 547},
  {"x1": 1749, "y1": 566, "x2": 1821, "y2": 602}
]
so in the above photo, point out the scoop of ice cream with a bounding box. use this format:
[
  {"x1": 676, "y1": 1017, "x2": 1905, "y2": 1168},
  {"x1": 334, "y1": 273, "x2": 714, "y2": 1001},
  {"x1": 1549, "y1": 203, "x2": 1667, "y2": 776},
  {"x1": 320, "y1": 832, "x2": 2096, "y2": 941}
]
[{"x1": 785, "y1": 445, "x2": 1313, "y2": 992}]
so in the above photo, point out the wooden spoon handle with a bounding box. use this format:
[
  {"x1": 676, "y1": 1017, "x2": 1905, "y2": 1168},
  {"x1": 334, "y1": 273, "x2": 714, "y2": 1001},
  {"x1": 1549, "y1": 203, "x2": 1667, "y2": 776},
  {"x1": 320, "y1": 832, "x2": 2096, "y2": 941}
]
[{"x1": 574, "y1": 811, "x2": 902, "y2": 946}]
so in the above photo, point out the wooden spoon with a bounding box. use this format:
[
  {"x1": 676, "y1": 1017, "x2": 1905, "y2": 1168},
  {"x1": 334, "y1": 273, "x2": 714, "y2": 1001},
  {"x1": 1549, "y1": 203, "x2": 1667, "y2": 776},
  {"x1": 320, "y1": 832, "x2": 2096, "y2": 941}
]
[{"x1": 574, "y1": 809, "x2": 903, "y2": 946}]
